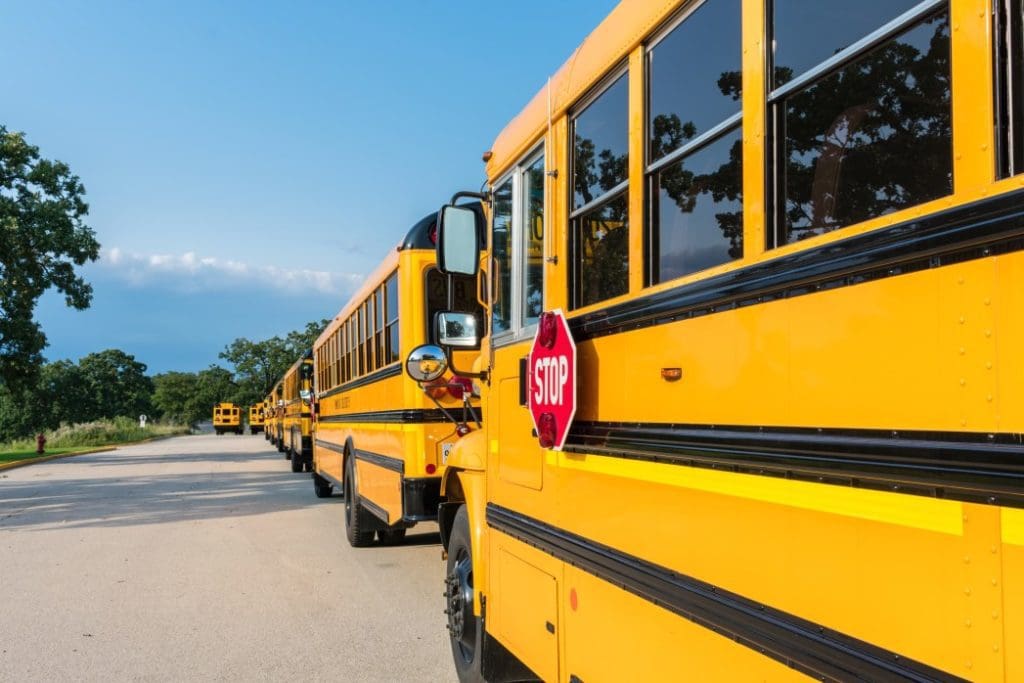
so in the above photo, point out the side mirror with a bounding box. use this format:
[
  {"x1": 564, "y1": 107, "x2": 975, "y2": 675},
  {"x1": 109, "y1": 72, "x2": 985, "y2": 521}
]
[
  {"x1": 405, "y1": 344, "x2": 448, "y2": 383},
  {"x1": 300, "y1": 389, "x2": 312, "y2": 404},
  {"x1": 436, "y1": 311, "x2": 479, "y2": 348},
  {"x1": 437, "y1": 205, "x2": 479, "y2": 276}
]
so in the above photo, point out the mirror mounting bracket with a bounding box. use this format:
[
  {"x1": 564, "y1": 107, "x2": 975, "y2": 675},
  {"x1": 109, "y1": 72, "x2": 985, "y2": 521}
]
[{"x1": 448, "y1": 190, "x2": 490, "y2": 205}]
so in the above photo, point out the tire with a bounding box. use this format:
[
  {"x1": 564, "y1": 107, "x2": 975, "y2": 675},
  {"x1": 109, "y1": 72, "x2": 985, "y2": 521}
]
[
  {"x1": 290, "y1": 449, "x2": 303, "y2": 473},
  {"x1": 313, "y1": 473, "x2": 333, "y2": 498},
  {"x1": 446, "y1": 505, "x2": 483, "y2": 681},
  {"x1": 344, "y1": 456, "x2": 375, "y2": 547},
  {"x1": 377, "y1": 527, "x2": 407, "y2": 546}
]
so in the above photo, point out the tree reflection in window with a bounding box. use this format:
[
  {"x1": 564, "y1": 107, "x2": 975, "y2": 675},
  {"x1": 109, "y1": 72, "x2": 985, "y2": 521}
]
[{"x1": 779, "y1": 10, "x2": 952, "y2": 242}]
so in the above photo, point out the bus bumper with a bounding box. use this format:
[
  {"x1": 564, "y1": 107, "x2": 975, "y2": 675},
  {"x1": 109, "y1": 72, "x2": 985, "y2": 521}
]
[{"x1": 402, "y1": 477, "x2": 442, "y2": 524}]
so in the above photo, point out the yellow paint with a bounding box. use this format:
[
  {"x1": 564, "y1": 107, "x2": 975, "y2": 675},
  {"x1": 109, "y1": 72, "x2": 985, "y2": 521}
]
[
  {"x1": 1004, "y1": 508, "x2": 1024, "y2": 546},
  {"x1": 560, "y1": 450, "x2": 962, "y2": 536}
]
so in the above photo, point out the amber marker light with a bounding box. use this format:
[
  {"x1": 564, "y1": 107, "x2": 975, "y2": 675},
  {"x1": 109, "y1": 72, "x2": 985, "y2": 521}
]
[{"x1": 661, "y1": 368, "x2": 683, "y2": 382}]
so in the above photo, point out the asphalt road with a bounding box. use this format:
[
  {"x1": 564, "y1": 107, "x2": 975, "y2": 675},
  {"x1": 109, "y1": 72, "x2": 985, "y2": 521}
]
[{"x1": 0, "y1": 434, "x2": 455, "y2": 682}]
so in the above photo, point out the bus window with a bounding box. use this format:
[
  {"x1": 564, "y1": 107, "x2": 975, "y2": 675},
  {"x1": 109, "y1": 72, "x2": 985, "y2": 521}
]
[
  {"x1": 769, "y1": 1, "x2": 952, "y2": 245},
  {"x1": 647, "y1": 0, "x2": 743, "y2": 284},
  {"x1": 570, "y1": 72, "x2": 629, "y2": 308}
]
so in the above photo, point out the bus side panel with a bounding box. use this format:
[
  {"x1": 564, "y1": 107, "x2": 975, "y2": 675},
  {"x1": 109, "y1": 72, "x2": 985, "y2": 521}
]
[
  {"x1": 592, "y1": 260, "x2": 1009, "y2": 434},
  {"x1": 996, "y1": 252, "x2": 1024, "y2": 429},
  {"x1": 554, "y1": 454, "x2": 972, "y2": 677},
  {"x1": 1004, "y1": 508, "x2": 1024, "y2": 681},
  {"x1": 313, "y1": 427, "x2": 344, "y2": 483},
  {"x1": 561, "y1": 563, "x2": 807, "y2": 682},
  {"x1": 488, "y1": 532, "x2": 561, "y2": 682},
  {"x1": 356, "y1": 457, "x2": 402, "y2": 524}
]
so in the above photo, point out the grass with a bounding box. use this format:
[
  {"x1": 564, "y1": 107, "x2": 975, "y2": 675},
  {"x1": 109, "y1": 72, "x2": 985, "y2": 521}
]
[{"x1": 0, "y1": 417, "x2": 191, "y2": 465}]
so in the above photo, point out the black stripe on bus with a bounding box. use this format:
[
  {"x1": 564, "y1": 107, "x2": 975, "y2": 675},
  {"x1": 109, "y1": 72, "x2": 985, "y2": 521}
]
[
  {"x1": 565, "y1": 422, "x2": 1024, "y2": 509},
  {"x1": 568, "y1": 188, "x2": 1024, "y2": 342},
  {"x1": 354, "y1": 449, "x2": 404, "y2": 473},
  {"x1": 486, "y1": 504, "x2": 963, "y2": 683},
  {"x1": 315, "y1": 439, "x2": 345, "y2": 454},
  {"x1": 318, "y1": 364, "x2": 403, "y2": 401},
  {"x1": 317, "y1": 408, "x2": 467, "y2": 425},
  {"x1": 359, "y1": 495, "x2": 390, "y2": 524}
]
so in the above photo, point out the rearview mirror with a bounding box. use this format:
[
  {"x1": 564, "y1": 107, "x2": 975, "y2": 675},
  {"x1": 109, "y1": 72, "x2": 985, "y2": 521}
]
[
  {"x1": 405, "y1": 345, "x2": 448, "y2": 383},
  {"x1": 437, "y1": 205, "x2": 479, "y2": 276},
  {"x1": 436, "y1": 311, "x2": 479, "y2": 348}
]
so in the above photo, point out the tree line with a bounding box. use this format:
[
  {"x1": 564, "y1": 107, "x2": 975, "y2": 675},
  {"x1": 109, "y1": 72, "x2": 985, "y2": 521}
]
[{"x1": 0, "y1": 320, "x2": 328, "y2": 441}]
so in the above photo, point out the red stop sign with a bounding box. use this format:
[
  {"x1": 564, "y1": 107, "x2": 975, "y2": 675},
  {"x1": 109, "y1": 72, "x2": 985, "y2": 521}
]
[{"x1": 528, "y1": 309, "x2": 577, "y2": 451}]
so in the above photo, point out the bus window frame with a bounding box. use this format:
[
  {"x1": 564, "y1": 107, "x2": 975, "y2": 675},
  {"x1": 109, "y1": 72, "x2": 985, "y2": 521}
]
[
  {"x1": 490, "y1": 143, "x2": 546, "y2": 349},
  {"x1": 568, "y1": 63, "x2": 631, "y2": 311}
]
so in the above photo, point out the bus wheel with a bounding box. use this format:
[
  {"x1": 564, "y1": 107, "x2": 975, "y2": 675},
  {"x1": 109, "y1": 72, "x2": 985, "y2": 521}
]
[
  {"x1": 313, "y1": 474, "x2": 333, "y2": 498},
  {"x1": 344, "y1": 457, "x2": 375, "y2": 547},
  {"x1": 446, "y1": 505, "x2": 482, "y2": 681},
  {"x1": 290, "y1": 450, "x2": 303, "y2": 473},
  {"x1": 377, "y1": 527, "x2": 407, "y2": 546}
]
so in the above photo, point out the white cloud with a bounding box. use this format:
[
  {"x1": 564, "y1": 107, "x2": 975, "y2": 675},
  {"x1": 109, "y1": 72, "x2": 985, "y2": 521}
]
[{"x1": 95, "y1": 246, "x2": 363, "y2": 297}]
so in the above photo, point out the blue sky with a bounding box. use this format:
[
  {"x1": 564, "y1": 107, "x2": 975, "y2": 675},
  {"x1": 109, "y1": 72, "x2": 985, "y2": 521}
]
[{"x1": 7, "y1": 0, "x2": 618, "y2": 374}]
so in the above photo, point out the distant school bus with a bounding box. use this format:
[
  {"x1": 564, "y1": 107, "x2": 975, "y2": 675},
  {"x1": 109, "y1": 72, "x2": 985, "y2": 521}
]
[
  {"x1": 262, "y1": 393, "x2": 273, "y2": 441},
  {"x1": 248, "y1": 402, "x2": 265, "y2": 435},
  {"x1": 311, "y1": 209, "x2": 484, "y2": 546},
  {"x1": 415, "y1": 0, "x2": 1023, "y2": 680},
  {"x1": 268, "y1": 380, "x2": 284, "y2": 449},
  {"x1": 212, "y1": 402, "x2": 242, "y2": 435},
  {"x1": 281, "y1": 352, "x2": 314, "y2": 473}
]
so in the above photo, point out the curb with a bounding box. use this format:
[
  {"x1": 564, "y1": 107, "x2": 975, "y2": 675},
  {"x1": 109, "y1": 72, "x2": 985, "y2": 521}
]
[
  {"x1": 0, "y1": 446, "x2": 116, "y2": 473},
  {"x1": 0, "y1": 431, "x2": 192, "y2": 473}
]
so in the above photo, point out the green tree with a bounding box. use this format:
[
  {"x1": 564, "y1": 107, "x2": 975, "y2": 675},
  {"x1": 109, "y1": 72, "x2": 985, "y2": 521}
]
[
  {"x1": 194, "y1": 365, "x2": 238, "y2": 418},
  {"x1": 219, "y1": 318, "x2": 328, "y2": 407},
  {"x1": 0, "y1": 126, "x2": 100, "y2": 391},
  {"x1": 152, "y1": 371, "x2": 201, "y2": 424},
  {"x1": 78, "y1": 349, "x2": 153, "y2": 421}
]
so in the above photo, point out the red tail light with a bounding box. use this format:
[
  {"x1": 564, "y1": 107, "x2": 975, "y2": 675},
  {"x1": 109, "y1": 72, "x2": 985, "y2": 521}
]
[
  {"x1": 424, "y1": 379, "x2": 448, "y2": 399},
  {"x1": 538, "y1": 312, "x2": 557, "y2": 348},
  {"x1": 447, "y1": 376, "x2": 474, "y2": 400},
  {"x1": 426, "y1": 463, "x2": 437, "y2": 474},
  {"x1": 538, "y1": 412, "x2": 557, "y2": 448}
]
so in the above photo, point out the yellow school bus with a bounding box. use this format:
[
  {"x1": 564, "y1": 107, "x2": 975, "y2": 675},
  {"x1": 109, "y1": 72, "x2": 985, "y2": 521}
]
[
  {"x1": 311, "y1": 210, "x2": 483, "y2": 546},
  {"x1": 248, "y1": 402, "x2": 265, "y2": 435},
  {"x1": 212, "y1": 402, "x2": 242, "y2": 435},
  {"x1": 268, "y1": 380, "x2": 284, "y2": 450},
  {"x1": 281, "y1": 352, "x2": 314, "y2": 473},
  {"x1": 415, "y1": 0, "x2": 1023, "y2": 680},
  {"x1": 264, "y1": 395, "x2": 276, "y2": 444}
]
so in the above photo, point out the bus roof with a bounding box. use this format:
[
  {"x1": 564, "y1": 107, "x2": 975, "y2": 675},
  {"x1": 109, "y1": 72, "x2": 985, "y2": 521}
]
[{"x1": 486, "y1": 0, "x2": 679, "y2": 181}]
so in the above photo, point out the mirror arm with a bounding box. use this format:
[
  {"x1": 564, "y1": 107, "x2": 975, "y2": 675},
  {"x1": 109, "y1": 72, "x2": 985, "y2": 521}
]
[
  {"x1": 420, "y1": 385, "x2": 467, "y2": 427},
  {"x1": 462, "y1": 395, "x2": 482, "y2": 430},
  {"x1": 448, "y1": 190, "x2": 490, "y2": 205},
  {"x1": 445, "y1": 349, "x2": 489, "y2": 383}
]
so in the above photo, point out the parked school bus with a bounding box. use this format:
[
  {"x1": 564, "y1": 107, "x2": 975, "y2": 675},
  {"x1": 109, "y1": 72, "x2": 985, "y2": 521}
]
[
  {"x1": 281, "y1": 352, "x2": 314, "y2": 473},
  {"x1": 212, "y1": 402, "x2": 242, "y2": 436},
  {"x1": 249, "y1": 402, "x2": 265, "y2": 435},
  {"x1": 268, "y1": 380, "x2": 284, "y2": 450},
  {"x1": 412, "y1": 0, "x2": 1024, "y2": 680},
  {"x1": 311, "y1": 210, "x2": 484, "y2": 546},
  {"x1": 262, "y1": 393, "x2": 273, "y2": 441}
]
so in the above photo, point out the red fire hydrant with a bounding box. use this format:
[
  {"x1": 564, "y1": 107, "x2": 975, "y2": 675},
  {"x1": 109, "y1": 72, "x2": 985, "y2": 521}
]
[{"x1": 36, "y1": 433, "x2": 46, "y2": 455}]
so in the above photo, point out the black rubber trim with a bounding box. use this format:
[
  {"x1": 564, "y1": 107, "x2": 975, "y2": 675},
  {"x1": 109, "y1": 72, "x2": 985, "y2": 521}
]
[
  {"x1": 359, "y1": 494, "x2": 390, "y2": 524},
  {"x1": 353, "y1": 449, "x2": 404, "y2": 473},
  {"x1": 317, "y1": 408, "x2": 465, "y2": 425},
  {"x1": 318, "y1": 364, "x2": 403, "y2": 400},
  {"x1": 486, "y1": 504, "x2": 963, "y2": 683},
  {"x1": 566, "y1": 422, "x2": 1024, "y2": 509},
  {"x1": 569, "y1": 188, "x2": 1024, "y2": 341},
  {"x1": 315, "y1": 438, "x2": 346, "y2": 454},
  {"x1": 401, "y1": 477, "x2": 442, "y2": 523},
  {"x1": 316, "y1": 468, "x2": 344, "y2": 489}
]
